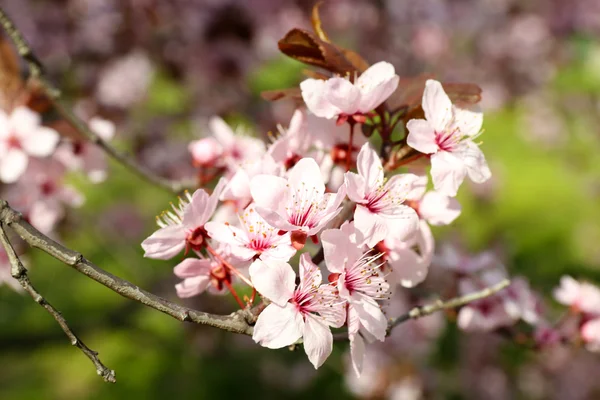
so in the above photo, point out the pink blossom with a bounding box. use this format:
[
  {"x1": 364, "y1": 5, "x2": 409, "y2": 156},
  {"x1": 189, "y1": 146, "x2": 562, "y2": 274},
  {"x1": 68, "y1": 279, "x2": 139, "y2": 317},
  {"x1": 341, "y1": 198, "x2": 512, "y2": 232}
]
[
  {"x1": 141, "y1": 179, "x2": 226, "y2": 259},
  {"x1": 581, "y1": 318, "x2": 600, "y2": 352},
  {"x1": 194, "y1": 116, "x2": 265, "y2": 172},
  {"x1": 220, "y1": 154, "x2": 283, "y2": 209},
  {"x1": 436, "y1": 244, "x2": 500, "y2": 275},
  {"x1": 250, "y1": 158, "x2": 346, "y2": 247},
  {"x1": 377, "y1": 220, "x2": 434, "y2": 288},
  {"x1": 188, "y1": 137, "x2": 222, "y2": 167},
  {"x1": 0, "y1": 107, "x2": 59, "y2": 183},
  {"x1": 54, "y1": 117, "x2": 115, "y2": 183},
  {"x1": 401, "y1": 173, "x2": 462, "y2": 226},
  {"x1": 345, "y1": 143, "x2": 419, "y2": 247},
  {"x1": 553, "y1": 276, "x2": 600, "y2": 315},
  {"x1": 173, "y1": 246, "x2": 239, "y2": 298},
  {"x1": 322, "y1": 222, "x2": 390, "y2": 375},
  {"x1": 250, "y1": 254, "x2": 345, "y2": 369},
  {"x1": 205, "y1": 204, "x2": 296, "y2": 263},
  {"x1": 406, "y1": 79, "x2": 491, "y2": 197},
  {"x1": 4, "y1": 159, "x2": 84, "y2": 234},
  {"x1": 268, "y1": 109, "x2": 313, "y2": 167},
  {"x1": 300, "y1": 62, "x2": 399, "y2": 123}
]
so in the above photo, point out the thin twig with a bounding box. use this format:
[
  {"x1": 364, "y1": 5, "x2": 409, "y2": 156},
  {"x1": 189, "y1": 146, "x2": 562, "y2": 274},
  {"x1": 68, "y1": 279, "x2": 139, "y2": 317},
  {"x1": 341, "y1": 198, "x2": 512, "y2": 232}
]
[
  {"x1": 0, "y1": 200, "x2": 255, "y2": 336},
  {"x1": 0, "y1": 222, "x2": 116, "y2": 383},
  {"x1": 0, "y1": 7, "x2": 194, "y2": 195},
  {"x1": 387, "y1": 279, "x2": 511, "y2": 332}
]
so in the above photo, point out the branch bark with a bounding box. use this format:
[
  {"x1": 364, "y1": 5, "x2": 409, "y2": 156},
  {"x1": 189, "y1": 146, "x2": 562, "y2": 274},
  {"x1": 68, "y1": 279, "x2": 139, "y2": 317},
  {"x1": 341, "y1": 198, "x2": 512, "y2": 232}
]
[
  {"x1": 0, "y1": 200, "x2": 255, "y2": 381},
  {"x1": 0, "y1": 7, "x2": 194, "y2": 194},
  {"x1": 0, "y1": 221, "x2": 116, "y2": 382}
]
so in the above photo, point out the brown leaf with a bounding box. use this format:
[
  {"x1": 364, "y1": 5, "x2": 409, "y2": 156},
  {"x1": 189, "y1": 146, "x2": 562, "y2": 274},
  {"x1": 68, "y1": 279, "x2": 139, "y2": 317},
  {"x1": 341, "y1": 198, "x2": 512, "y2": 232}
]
[
  {"x1": 301, "y1": 69, "x2": 329, "y2": 80},
  {"x1": 260, "y1": 88, "x2": 302, "y2": 102},
  {"x1": 0, "y1": 35, "x2": 25, "y2": 111},
  {"x1": 311, "y1": 2, "x2": 330, "y2": 43}
]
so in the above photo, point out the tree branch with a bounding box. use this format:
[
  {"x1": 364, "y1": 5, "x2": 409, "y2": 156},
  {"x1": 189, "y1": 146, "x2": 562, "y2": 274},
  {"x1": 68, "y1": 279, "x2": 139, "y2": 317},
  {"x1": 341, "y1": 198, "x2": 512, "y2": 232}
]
[
  {"x1": 387, "y1": 279, "x2": 511, "y2": 333},
  {"x1": 0, "y1": 221, "x2": 116, "y2": 383},
  {"x1": 0, "y1": 200, "x2": 254, "y2": 330},
  {"x1": 0, "y1": 7, "x2": 194, "y2": 195}
]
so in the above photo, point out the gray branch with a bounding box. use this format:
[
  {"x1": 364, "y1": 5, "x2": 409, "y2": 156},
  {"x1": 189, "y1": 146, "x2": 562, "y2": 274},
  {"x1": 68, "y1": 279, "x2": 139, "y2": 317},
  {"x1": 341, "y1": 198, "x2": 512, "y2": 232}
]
[
  {"x1": 0, "y1": 222, "x2": 116, "y2": 382},
  {"x1": 0, "y1": 200, "x2": 255, "y2": 381},
  {"x1": 387, "y1": 279, "x2": 511, "y2": 332},
  {"x1": 0, "y1": 7, "x2": 194, "y2": 194}
]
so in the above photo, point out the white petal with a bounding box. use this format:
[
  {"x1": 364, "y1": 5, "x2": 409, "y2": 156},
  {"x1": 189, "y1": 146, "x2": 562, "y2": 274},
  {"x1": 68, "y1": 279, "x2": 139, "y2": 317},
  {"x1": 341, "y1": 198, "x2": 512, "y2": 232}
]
[
  {"x1": 249, "y1": 259, "x2": 295, "y2": 306},
  {"x1": 21, "y1": 127, "x2": 59, "y2": 157},
  {"x1": 406, "y1": 119, "x2": 437, "y2": 154},
  {"x1": 0, "y1": 149, "x2": 28, "y2": 183},
  {"x1": 298, "y1": 253, "x2": 323, "y2": 288},
  {"x1": 356, "y1": 62, "x2": 399, "y2": 112},
  {"x1": 450, "y1": 105, "x2": 483, "y2": 137},
  {"x1": 303, "y1": 315, "x2": 333, "y2": 369},
  {"x1": 422, "y1": 80, "x2": 452, "y2": 132},
  {"x1": 10, "y1": 107, "x2": 40, "y2": 137},
  {"x1": 175, "y1": 276, "x2": 211, "y2": 298},
  {"x1": 323, "y1": 77, "x2": 361, "y2": 115},
  {"x1": 250, "y1": 174, "x2": 288, "y2": 211},
  {"x1": 462, "y1": 141, "x2": 491, "y2": 184},
  {"x1": 353, "y1": 205, "x2": 388, "y2": 248},
  {"x1": 356, "y1": 142, "x2": 383, "y2": 191},
  {"x1": 349, "y1": 330, "x2": 366, "y2": 377},
  {"x1": 287, "y1": 158, "x2": 325, "y2": 198},
  {"x1": 141, "y1": 225, "x2": 187, "y2": 260},
  {"x1": 351, "y1": 293, "x2": 388, "y2": 341},
  {"x1": 418, "y1": 191, "x2": 461, "y2": 226},
  {"x1": 252, "y1": 303, "x2": 304, "y2": 348},
  {"x1": 89, "y1": 117, "x2": 116, "y2": 141},
  {"x1": 254, "y1": 206, "x2": 296, "y2": 232},
  {"x1": 205, "y1": 221, "x2": 246, "y2": 247},
  {"x1": 209, "y1": 116, "x2": 235, "y2": 147},
  {"x1": 430, "y1": 151, "x2": 467, "y2": 197},
  {"x1": 173, "y1": 258, "x2": 213, "y2": 278},
  {"x1": 300, "y1": 78, "x2": 341, "y2": 119},
  {"x1": 344, "y1": 172, "x2": 366, "y2": 203},
  {"x1": 321, "y1": 227, "x2": 362, "y2": 273}
]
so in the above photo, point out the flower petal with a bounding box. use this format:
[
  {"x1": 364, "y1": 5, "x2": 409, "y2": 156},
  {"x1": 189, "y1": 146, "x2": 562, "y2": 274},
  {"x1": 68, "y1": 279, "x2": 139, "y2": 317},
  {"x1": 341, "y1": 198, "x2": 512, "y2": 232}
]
[
  {"x1": 351, "y1": 292, "x2": 387, "y2": 341},
  {"x1": 450, "y1": 105, "x2": 483, "y2": 137},
  {"x1": 209, "y1": 116, "x2": 235, "y2": 147},
  {"x1": 422, "y1": 79, "x2": 452, "y2": 132},
  {"x1": 141, "y1": 225, "x2": 186, "y2": 260},
  {"x1": 205, "y1": 221, "x2": 246, "y2": 247},
  {"x1": 250, "y1": 174, "x2": 288, "y2": 211},
  {"x1": 406, "y1": 119, "x2": 437, "y2": 154},
  {"x1": 430, "y1": 151, "x2": 467, "y2": 197},
  {"x1": 323, "y1": 77, "x2": 361, "y2": 115},
  {"x1": 20, "y1": 127, "x2": 59, "y2": 157},
  {"x1": 353, "y1": 205, "x2": 389, "y2": 248},
  {"x1": 249, "y1": 259, "x2": 295, "y2": 306},
  {"x1": 418, "y1": 190, "x2": 461, "y2": 226},
  {"x1": 173, "y1": 258, "x2": 213, "y2": 278},
  {"x1": 300, "y1": 78, "x2": 341, "y2": 119},
  {"x1": 303, "y1": 315, "x2": 333, "y2": 369},
  {"x1": 322, "y1": 227, "x2": 363, "y2": 273},
  {"x1": 462, "y1": 141, "x2": 491, "y2": 184},
  {"x1": 356, "y1": 142, "x2": 383, "y2": 191},
  {"x1": 0, "y1": 148, "x2": 28, "y2": 183},
  {"x1": 252, "y1": 303, "x2": 304, "y2": 348},
  {"x1": 349, "y1": 330, "x2": 365, "y2": 377},
  {"x1": 344, "y1": 172, "x2": 366, "y2": 203},
  {"x1": 175, "y1": 276, "x2": 211, "y2": 298},
  {"x1": 287, "y1": 157, "x2": 325, "y2": 198},
  {"x1": 356, "y1": 62, "x2": 399, "y2": 112}
]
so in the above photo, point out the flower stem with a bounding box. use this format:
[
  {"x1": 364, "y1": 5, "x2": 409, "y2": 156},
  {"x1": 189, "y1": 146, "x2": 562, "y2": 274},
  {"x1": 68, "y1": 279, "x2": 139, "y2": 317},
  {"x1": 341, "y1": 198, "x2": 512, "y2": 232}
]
[{"x1": 223, "y1": 279, "x2": 246, "y2": 308}]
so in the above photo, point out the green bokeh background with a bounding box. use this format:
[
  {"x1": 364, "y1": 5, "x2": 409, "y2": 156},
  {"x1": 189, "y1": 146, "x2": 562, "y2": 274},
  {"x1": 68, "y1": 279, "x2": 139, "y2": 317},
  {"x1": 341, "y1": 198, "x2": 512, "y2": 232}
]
[{"x1": 1, "y1": 36, "x2": 600, "y2": 400}]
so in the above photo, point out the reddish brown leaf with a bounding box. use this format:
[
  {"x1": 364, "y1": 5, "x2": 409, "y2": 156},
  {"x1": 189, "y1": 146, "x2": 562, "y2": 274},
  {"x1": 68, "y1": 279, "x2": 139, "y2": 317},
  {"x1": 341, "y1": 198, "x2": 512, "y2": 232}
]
[
  {"x1": 260, "y1": 88, "x2": 302, "y2": 102},
  {"x1": 301, "y1": 69, "x2": 329, "y2": 80},
  {"x1": 311, "y1": 2, "x2": 330, "y2": 43},
  {"x1": 0, "y1": 35, "x2": 25, "y2": 111}
]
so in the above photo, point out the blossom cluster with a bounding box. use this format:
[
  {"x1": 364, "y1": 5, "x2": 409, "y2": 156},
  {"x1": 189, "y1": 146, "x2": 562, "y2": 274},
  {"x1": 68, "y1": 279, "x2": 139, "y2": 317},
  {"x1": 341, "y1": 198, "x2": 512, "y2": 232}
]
[
  {"x1": 0, "y1": 105, "x2": 115, "y2": 289},
  {"x1": 141, "y1": 62, "x2": 498, "y2": 373}
]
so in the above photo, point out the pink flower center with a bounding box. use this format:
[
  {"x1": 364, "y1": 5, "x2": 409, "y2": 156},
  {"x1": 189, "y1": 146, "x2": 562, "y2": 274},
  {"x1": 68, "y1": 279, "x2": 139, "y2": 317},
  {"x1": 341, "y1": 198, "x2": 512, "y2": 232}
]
[
  {"x1": 7, "y1": 134, "x2": 21, "y2": 150},
  {"x1": 435, "y1": 128, "x2": 464, "y2": 152},
  {"x1": 342, "y1": 253, "x2": 388, "y2": 298}
]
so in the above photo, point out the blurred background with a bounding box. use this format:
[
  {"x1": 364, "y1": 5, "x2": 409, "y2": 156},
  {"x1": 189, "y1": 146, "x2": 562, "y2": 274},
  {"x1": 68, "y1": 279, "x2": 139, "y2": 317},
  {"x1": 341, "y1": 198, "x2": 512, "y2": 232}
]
[{"x1": 1, "y1": 0, "x2": 600, "y2": 399}]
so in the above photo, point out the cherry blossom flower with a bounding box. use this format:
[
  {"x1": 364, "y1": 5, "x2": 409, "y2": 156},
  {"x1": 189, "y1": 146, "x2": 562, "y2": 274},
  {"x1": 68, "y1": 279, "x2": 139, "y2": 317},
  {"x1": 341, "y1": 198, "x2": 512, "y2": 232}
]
[
  {"x1": 376, "y1": 220, "x2": 434, "y2": 288},
  {"x1": 250, "y1": 254, "x2": 345, "y2": 369},
  {"x1": 173, "y1": 245, "x2": 240, "y2": 298},
  {"x1": 436, "y1": 244, "x2": 500, "y2": 275},
  {"x1": 0, "y1": 107, "x2": 59, "y2": 183},
  {"x1": 401, "y1": 173, "x2": 461, "y2": 226},
  {"x1": 553, "y1": 276, "x2": 600, "y2": 314},
  {"x1": 250, "y1": 157, "x2": 346, "y2": 249},
  {"x1": 322, "y1": 222, "x2": 390, "y2": 375},
  {"x1": 190, "y1": 117, "x2": 265, "y2": 172},
  {"x1": 300, "y1": 61, "x2": 399, "y2": 124},
  {"x1": 581, "y1": 318, "x2": 600, "y2": 352},
  {"x1": 141, "y1": 179, "x2": 226, "y2": 259},
  {"x1": 54, "y1": 117, "x2": 115, "y2": 183},
  {"x1": 268, "y1": 109, "x2": 313, "y2": 168},
  {"x1": 220, "y1": 154, "x2": 283, "y2": 209},
  {"x1": 205, "y1": 204, "x2": 296, "y2": 263},
  {"x1": 345, "y1": 143, "x2": 419, "y2": 247},
  {"x1": 406, "y1": 79, "x2": 491, "y2": 197},
  {"x1": 4, "y1": 159, "x2": 84, "y2": 234}
]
